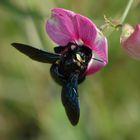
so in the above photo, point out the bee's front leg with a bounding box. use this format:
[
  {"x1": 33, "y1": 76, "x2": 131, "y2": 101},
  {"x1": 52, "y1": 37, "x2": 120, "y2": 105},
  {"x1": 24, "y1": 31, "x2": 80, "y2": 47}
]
[{"x1": 50, "y1": 62, "x2": 66, "y2": 86}]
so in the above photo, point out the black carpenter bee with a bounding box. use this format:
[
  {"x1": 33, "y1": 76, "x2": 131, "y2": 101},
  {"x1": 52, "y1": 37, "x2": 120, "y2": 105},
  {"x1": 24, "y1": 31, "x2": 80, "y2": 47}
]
[{"x1": 11, "y1": 42, "x2": 103, "y2": 125}]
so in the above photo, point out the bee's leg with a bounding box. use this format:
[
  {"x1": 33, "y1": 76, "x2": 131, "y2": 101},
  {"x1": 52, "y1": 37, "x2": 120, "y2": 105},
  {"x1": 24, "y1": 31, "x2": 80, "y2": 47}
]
[
  {"x1": 78, "y1": 75, "x2": 86, "y2": 84},
  {"x1": 11, "y1": 43, "x2": 60, "y2": 63},
  {"x1": 50, "y1": 63, "x2": 66, "y2": 86},
  {"x1": 54, "y1": 46, "x2": 65, "y2": 54},
  {"x1": 61, "y1": 72, "x2": 80, "y2": 126}
]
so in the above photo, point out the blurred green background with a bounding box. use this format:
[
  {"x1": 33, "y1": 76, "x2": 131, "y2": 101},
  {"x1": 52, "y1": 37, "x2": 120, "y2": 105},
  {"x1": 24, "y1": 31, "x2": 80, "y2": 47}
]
[{"x1": 0, "y1": 0, "x2": 140, "y2": 140}]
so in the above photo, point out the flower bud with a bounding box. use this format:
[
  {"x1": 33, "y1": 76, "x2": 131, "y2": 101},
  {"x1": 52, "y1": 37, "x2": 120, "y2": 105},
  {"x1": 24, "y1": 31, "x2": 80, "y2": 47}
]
[{"x1": 120, "y1": 24, "x2": 140, "y2": 60}]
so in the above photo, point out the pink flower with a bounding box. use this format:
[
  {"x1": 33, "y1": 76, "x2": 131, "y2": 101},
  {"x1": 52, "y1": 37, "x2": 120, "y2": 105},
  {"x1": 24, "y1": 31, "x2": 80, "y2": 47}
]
[
  {"x1": 120, "y1": 24, "x2": 140, "y2": 60},
  {"x1": 46, "y1": 8, "x2": 108, "y2": 75}
]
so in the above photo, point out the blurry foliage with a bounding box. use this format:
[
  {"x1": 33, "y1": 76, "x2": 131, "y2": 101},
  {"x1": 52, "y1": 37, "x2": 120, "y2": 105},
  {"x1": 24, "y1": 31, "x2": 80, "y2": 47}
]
[{"x1": 0, "y1": 0, "x2": 140, "y2": 140}]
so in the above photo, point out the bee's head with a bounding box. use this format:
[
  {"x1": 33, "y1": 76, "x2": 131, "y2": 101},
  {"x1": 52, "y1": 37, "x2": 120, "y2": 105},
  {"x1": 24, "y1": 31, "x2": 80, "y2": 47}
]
[
  {"x1": 59, "y1": 43, "x2": 92, "y2": 75},
  {"x1": 71, "y1": 44, "x2": 92, "y2": 65}
]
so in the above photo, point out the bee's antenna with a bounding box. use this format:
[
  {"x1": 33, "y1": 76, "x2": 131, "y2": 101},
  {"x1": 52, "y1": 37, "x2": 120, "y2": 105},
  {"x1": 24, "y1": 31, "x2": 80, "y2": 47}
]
[{"x1": 92, "y1": 58, "x2": 104, "y2": 63}]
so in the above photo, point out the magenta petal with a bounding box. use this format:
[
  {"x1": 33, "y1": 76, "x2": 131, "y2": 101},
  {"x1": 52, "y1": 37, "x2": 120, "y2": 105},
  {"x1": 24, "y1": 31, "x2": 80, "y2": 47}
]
[
  {"x1": 73, "y1": 14, "x2": 97, "y2": 47},
  {"x1": 73, "y1": 15, "x2": 108, "y2": 75},
  {"x1": 86, "y1": 31, "x2": 108, "y2": 75},
  {"x1": 86, "y1": 59, "x2": 106, "y2": 75},
  {"x1": 121, "y1": 24, "x2": 140, "y2": 60},
  {"x1": 93, "y1": 30, "x2": 108, "y2": 63},
  {"x1": 46, "y1": 8, "x2": 78, "y2": 46}
]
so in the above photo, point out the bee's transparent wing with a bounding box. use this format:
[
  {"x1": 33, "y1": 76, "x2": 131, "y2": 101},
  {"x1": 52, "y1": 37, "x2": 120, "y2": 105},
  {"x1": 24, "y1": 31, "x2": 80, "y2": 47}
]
[
  {"x1": 11, "y1": 43, "x2": 60, "y2": 63},
  {"x1": 61, "y1": 73, "x2": 80, "y2": 126}
]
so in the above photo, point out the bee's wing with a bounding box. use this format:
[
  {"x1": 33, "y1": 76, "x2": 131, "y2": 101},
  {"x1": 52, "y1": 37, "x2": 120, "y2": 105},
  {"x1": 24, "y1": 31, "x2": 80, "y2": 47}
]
[
  {"x1": 61, "y1": 73, "x2": 80, "y2": 126},
  {"x1": 11, "y1": 43, "x2": 60, "y2": 63}
]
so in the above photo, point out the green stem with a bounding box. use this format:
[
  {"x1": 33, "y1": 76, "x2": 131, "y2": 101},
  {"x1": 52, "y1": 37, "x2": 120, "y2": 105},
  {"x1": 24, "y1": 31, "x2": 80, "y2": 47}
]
[
  {"x1": 102, "y1": 0, "x2": 134, "y2": 37},
  {"x1": 120, "y1": 0, "x2": 134, "y2": 24}
]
